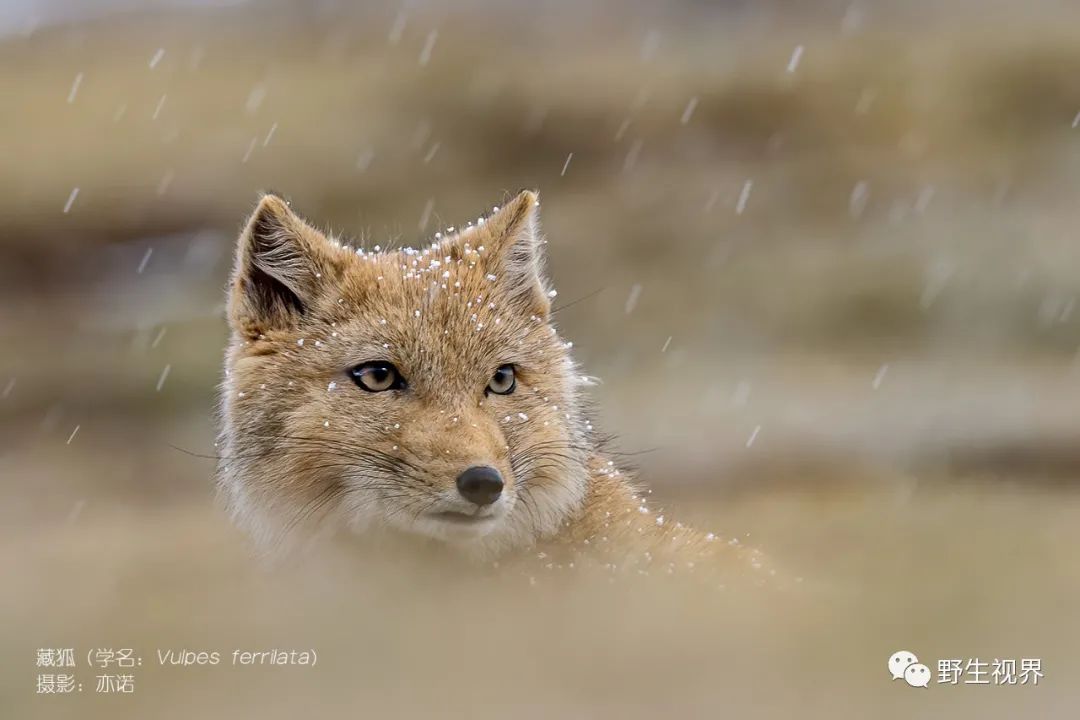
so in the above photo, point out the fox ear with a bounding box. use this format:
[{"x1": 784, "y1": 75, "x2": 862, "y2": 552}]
[
  {"x1": 479, "y1": 189, "x2": 551, "y2": 318},
  {"x1": 229, "y1": 194, "x2": 336, "y2": 337}
]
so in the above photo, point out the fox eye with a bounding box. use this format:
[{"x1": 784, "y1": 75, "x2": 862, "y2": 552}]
[
  {"x1": 487, "y1": 364, "x2": 516, "y2": 395},
  {"x1": 349, "y1": 362, "x2": 405, "y2": 392}
]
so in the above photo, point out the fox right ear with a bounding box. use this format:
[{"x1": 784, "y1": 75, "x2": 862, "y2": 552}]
[{"x1": 228, "y1": 194, "x2": 337, "y2": 338}]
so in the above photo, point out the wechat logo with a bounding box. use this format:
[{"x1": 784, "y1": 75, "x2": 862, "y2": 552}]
[{"x1": 889, "y1": 650, "x2": 931, "y2": 688}]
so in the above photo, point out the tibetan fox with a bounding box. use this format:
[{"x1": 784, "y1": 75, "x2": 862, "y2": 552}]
[{"x1": 218, "y1": 191, "x2": 763, "y2": 575}]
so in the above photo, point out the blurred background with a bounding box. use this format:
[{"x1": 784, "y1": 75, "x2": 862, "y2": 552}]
[{"x1": 2, "y1": 0, "x2": 1080, "y2": 717}]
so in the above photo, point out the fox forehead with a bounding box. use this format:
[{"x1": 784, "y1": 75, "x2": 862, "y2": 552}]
[
  {"x1": 229, "y1": 191, "x2": 570, "y2": 401},
  {"x1": 332, "y1": 240, "x2": 553, "y2": 360}
]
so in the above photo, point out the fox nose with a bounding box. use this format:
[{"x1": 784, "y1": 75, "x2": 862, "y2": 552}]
[{"x1": 456, "y1": 466, "x2": 504, "y2": 507}]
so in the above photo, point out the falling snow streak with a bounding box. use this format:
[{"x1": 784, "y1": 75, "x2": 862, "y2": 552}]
[
  {"x1": 156, "y1": 170, "x2": 174, "y2": 196},
  {"x1": 850, "y1": 181, "x2": 870, "y2": 218},
  {"x1": 63, "y1": 188, "x2": 79, "y2": 213},
  {"x1": 66, "y1": 72, "x2": 83, "y2": 103},
  {"x1": 156, "y1": 365, "x2": 171, "y2": 392},
  {"x1": 561, "y1": 152, "x2": 573, "y2": 176},
  {"x1": 388, "y1": 11, "x2": 407, "y2": 45},
  {"x1": 246, "y1": 84, "x2": 266, "y2": 114},
  {"x1": 625, "y1": 284, "x2": 642, "y2": 314},
  {"x1": 786, "y1": 45, "x2": 804, "y2": 73},
  {"x1": 680, "y1": 97, "x2": 698, "y2": 125},
  {"x1": 736, "y1": 180, "x2": 753, "y2": 214},
  {"x1": 137, "y1": 248, "x2": 154, "y2": 274},
  {"x1": 872, "y1": 364, "x2": 889, "y2": 390},
  {"x1": 418, "y1": 198, "x2": 435, "y2": 231},
  {"x1": 419, "y1": 30, "x2": 438, "y2": 66}
]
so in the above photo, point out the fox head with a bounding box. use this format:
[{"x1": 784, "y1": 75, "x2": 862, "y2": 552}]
[{"x1": 218, "y1": 190, "x2": 592, "y2": 558}]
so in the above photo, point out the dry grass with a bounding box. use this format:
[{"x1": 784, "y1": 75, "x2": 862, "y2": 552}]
[{"x1": 3, "y1": 476, "x2": 1078, "y2": 719}]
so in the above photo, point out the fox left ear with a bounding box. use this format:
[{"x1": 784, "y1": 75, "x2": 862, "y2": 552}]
[
  {"x1": 477, "y1": 189, "x2": 551, "y2": 319},
  {"x1": 229, "y1": 194, "x2": 339, "y2": 338}
]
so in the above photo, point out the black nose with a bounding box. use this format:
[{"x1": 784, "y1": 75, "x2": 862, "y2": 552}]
[{"x1": 456, "y1": 466, "x2": 504, "y2": 507}]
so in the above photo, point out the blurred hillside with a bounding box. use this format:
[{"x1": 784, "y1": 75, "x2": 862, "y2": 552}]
[
  {"x1": 2, "y1": 2, "x2": 1080, "y2": 718},
  {"x1": 4, "y1": 0, "x2": 1080, "y2": 484}
]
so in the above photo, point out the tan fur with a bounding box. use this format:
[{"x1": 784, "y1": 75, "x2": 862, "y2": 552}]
[{"x1": 218, "y1": 191, "x2": 765, "y2": 578}]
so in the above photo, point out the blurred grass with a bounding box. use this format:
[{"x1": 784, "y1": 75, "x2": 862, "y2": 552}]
[{"x1": 3, "y1": 1, "x2": 1080, "y2": 717}]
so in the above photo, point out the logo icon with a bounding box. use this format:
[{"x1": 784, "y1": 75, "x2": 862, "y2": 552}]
[
  {"x1": 888, "y1": 650, "x2": 919, "y2": 680},
  {"x1": 904, "y1": 663, "x2": 931, "y2": 688},
  {"x1": 889, "y1": 650, "x2": 929, "y2": 687}
]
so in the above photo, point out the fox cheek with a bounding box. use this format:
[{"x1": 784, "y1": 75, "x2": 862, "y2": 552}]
[{"x1": 228, "y1": 193, "x2": 339, "y2": 338}]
